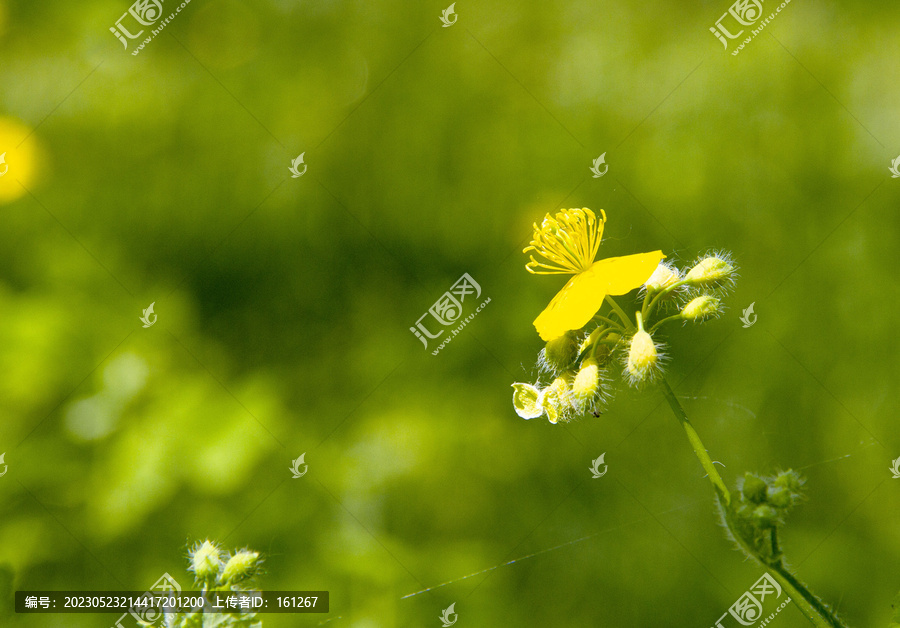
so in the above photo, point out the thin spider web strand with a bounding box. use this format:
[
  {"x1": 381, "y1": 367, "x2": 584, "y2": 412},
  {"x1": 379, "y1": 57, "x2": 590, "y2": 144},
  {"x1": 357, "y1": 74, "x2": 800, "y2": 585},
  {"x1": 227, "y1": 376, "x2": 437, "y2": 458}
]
[{"x1": 399, "y1": 500, "x2": 705, "y2": 600}]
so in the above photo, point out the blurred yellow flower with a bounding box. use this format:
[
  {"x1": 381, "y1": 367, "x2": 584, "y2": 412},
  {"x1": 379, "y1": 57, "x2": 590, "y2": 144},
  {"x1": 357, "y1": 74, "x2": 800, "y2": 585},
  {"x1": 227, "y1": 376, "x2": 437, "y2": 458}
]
[
  {"x1": 525, "y1": 208, "x2": 664, "y2": 341},
  {"x1": 0, "y1": 117, "x2": 40, "y2": 204}
]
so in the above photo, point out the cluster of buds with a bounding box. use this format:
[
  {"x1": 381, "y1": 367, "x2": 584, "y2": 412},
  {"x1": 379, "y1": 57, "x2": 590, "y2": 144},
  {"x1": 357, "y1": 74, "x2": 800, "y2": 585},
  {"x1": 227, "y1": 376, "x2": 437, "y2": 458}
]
[
  {"x1": 161, "y1": 540, "x2": 265, "y2": 628},
  {"x1": 513, "y1": 331, "x2": 611, "y2": 423},
  {"x1": 189, "y1": 539, "x2": 263, "y2": 589},
  {"x1": 726, "y1": 470, "x2": 805, "y2": 564},
  {"x1": 513, "y1": 254, "x2": 736, "y2": 423}
]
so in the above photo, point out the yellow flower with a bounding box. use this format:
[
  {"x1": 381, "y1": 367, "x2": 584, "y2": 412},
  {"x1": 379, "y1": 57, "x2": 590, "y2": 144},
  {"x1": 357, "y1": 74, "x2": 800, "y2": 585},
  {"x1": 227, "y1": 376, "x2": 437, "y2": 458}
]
[
  {"x1": 0, "y1": 117, "x2": 40, "y2": 204},
  {"x1": 525, "y1": 208, "x2": 664, "y2": 341}
]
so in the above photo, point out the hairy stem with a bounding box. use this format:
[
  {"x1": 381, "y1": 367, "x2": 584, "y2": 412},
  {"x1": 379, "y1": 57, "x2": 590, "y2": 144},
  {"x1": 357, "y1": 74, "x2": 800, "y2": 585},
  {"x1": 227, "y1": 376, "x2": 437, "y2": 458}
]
[
  {"x1": 662, "y1": 382, "x2": 848, "y2": 627},
  {"x1": 719, "y1": 503, "x2": 848, "y2": 628}
]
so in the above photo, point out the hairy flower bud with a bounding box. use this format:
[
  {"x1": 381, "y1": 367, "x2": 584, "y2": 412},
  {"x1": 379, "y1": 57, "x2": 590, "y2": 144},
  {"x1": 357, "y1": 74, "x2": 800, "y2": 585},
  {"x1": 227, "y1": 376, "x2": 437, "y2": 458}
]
[
  {"x1": 741, "y1": 473, "x2": 768, "y2": 504},
  {"x1": 767, "y1": 486, "x2": 793, "y2": 509},
  {"x1": 220, "y1": 550, "x2": 260, "y2": 585},
  {"x1": 645, "y1": 262, "x2": 681, "y2": 292},
  {"x1": 773, "y1": 469, "x2": 803, "y2": 492},
  {"x1": 625, "y1": 330, "x2": 659, "y2": 384},
  {"x1": 189, "y1": 540, "x2": 222, "y2": 583},
  {"x1": 685, "y1": 255, "x2": 734, "y2": 286},
  {"x1": 571, "y1": 358, "x2": 605, "y2": 414},
  {"x1": 752, "y1": 504, "x2": 779, "y2": 529},
  {"x1": 540, "y1": 331, "x2": 579, "y2": 374},
  {"x1": 682, "y1": 295, "x2": 720, "y2": 321}
]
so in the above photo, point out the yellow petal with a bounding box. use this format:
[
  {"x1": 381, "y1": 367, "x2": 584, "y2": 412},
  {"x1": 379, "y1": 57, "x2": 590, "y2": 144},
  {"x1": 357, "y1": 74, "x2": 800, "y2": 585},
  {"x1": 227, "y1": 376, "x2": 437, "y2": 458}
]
[
  {"x1": 511, "y1": 383, "x2": 543, "y2": 419},
  {"x1": 588, "y1": 251, "x2": 666, "y2": 295},
  {"x1": 533, "y1": 251, "x2": 665, "y2": 341}
]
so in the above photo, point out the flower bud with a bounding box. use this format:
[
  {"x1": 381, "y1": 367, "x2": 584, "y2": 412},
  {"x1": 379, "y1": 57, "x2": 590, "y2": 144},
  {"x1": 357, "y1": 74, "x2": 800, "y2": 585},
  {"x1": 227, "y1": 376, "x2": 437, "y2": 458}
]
[
  {"x1": 571, "y1": 358, "x2": 605, "y2": 413},
  {"x1": 752, "y1": 504, "x2": 779, "y2": 529},
  {"x1": 511, "y1": 383, "x2": 543, "y2": 420},
  {"x1": 741, "y1": 473, "x2": 768, "y2": 504},
  {"x1": 682, "y1": 295, "x2": 720, "y2": 321},
  {"x1": 767, "y1": 486, "x2": 793, "y2": 509},
  {"x1": 189, "y1": 540, "x2": 222, "y2": 582},
  {"x1": 625, "y1": 330, "x2": 658, "y2": 383},
  {"x1": 541, "y1": 331, "x2": 579, "y2": 374},
  {"x1": 220, "y1": 550, "x2": 260, "y2": 585},
  {"x1": 773, "y1": 470, "x2": 803, "y2": 492},
  {"x1": 644, "y1": 262, "x2": 681, "y2": 292},
  {"x1": 685, "y1": 255, "x2": 734, "y2": 285}
]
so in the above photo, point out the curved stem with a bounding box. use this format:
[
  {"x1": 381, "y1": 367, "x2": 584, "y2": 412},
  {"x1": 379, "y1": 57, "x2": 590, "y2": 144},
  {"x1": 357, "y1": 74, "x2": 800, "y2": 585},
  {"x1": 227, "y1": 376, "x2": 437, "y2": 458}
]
[
  {"x1": 591, "y1": 315, "x2": 624, "y2": 331},
  {"x1": 650, "y1": 315, "x2": 684, "y2": 334},
  {"x1": 659, "y1": 379, "x2": 730, "y2": 505},
  {"x1": 605, "y1": 296, "x2": 635, "y2": 331},
  {"x1": 770, "y1": 563, "x2": 847, "y2": 628},
  {"x1": 644, "y1": 278, "x2": 689, "y2": 319},
  {"x1": 662, "y1": 381, "x2": 849, "y2": 627},
  {"x1": 718, "y1": 503, "x2": 848, "y2": 628}
]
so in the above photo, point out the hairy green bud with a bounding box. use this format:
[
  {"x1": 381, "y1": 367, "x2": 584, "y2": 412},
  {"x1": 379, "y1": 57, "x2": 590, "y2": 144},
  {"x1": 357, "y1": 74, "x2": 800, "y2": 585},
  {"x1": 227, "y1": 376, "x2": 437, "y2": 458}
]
[
  {"x1": 741, "y1": 473, "x2": 768, "y2": 504},
  {"x1": 541, "y1": 331, "x2": 579, "y2": 373}
]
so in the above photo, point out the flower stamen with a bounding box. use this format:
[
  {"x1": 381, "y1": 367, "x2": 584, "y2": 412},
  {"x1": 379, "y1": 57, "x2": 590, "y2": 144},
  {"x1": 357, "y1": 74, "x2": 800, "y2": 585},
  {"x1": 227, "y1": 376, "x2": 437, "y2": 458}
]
[{"x1": 524, "y1": 208, "x2": 605, "y2": 275}]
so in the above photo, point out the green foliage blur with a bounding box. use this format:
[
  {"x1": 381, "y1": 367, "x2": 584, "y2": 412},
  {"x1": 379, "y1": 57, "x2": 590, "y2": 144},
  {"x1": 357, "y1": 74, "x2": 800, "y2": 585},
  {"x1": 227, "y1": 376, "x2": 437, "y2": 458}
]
[{"x1": 1, "y1": 0, "x2": 899, "y2": 626}]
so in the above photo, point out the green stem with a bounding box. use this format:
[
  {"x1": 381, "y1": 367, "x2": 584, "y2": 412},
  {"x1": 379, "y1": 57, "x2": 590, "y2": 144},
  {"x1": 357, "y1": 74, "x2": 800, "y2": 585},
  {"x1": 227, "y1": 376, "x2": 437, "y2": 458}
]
[
  {"x1": 662, "y1": 382, "x2": 849, "y2": 627},
  {"x1": 605, "y1": 296, "x2": 635, "y2": 331},
  {"x1": 659, "y1": 379, "x2": 730, "y2": 505},
  {"x1": 719, "y1": 503, "x2": 848, "y2": 627},
  {"x1": 770, "y1": 563, "x2": 847, "y2": 628},
  {"x1": 591, "y1": 315, "x2": 625, "y2": 331},
  {"x1": 643, "y1": 278, "x2": 689, "y2": 320},
  {"x1": 649, "y1": 314, "x2": 684, "y2": 334}
]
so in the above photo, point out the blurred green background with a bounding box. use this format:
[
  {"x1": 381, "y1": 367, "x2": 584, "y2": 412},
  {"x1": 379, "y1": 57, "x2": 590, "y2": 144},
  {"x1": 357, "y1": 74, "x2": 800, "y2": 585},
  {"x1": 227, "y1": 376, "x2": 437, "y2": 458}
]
[{"x1": 1, "y1": 0, "x2": 899, "y2": 626}]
